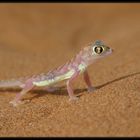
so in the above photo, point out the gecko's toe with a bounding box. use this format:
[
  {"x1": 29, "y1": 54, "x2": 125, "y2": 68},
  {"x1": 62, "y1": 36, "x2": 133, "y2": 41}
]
[
  {"x1": 87, "y1": 87, "x2": 96, "y2": 93},
  {"x1": 9, "y1": 100, "x2": 30, "y2": 107},
  {"x1": 69, "y1": 96, "x2": 79, "y2": 102},
  {"x1": 9, "y1": 100, "x2": 20, "y2": 107}
]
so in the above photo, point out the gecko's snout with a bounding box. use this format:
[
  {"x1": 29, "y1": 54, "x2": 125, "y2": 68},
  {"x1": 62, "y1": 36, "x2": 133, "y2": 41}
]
[
  {"x1": 111, "y1": 48, "x2": 114, "y2": 53},
  {"x1": 106, "y1": 47, "x2": 113, "y2": 55}
]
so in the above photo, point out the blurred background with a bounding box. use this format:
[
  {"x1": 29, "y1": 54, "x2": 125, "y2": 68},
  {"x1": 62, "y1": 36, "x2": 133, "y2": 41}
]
[{"x1": 0, "y1": 3, "x2": 139, "y2": 78}]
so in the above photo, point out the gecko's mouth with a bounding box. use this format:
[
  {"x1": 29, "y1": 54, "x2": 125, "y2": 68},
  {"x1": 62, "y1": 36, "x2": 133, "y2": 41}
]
[
  {"x1": 104, "y1": 48, "x2": 113, "y2": 57},
  {"x1": 109, "y1": 48, "x2": 113, "y2": 54}
]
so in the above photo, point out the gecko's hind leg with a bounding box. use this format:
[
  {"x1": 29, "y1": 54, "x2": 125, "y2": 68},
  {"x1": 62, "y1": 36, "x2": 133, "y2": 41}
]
[
  {"x1": 66, "y1": 71, "x2": 80, "y2": 101},
  {"x1": 9, "y1": 79, "x2": 34, "y2": 107}
]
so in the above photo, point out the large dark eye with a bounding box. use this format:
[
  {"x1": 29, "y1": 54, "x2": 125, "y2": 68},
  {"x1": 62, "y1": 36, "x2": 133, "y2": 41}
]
[{"x1": 94, "y1": 46, "x2": 103, "y2": 54}]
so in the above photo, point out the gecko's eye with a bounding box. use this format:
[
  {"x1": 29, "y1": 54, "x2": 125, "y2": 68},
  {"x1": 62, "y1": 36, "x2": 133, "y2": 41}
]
[{"x1": 94, "y1": 46, "x2": 103, "y2": 54}]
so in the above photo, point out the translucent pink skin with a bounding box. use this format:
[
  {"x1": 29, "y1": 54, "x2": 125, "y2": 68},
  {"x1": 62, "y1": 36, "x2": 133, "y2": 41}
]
[{"x1": 0, "y1": 40, "x2": 113, "y2": 106}]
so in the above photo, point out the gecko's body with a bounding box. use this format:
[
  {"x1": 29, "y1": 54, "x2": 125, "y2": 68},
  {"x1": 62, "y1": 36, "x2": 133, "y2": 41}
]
[{"x1": 0, "y1": 40, "x2": 113, "y2": 107}]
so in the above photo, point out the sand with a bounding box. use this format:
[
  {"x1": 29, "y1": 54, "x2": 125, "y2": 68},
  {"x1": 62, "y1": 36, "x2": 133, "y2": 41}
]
[{"x1": 0, "y1": 3, "x2": 140, "y2": 136}]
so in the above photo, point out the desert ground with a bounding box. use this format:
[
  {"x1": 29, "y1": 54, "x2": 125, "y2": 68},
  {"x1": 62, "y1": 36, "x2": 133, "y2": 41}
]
[{"x1": 0, "y1": 3, "x2": 140, "y2": 136}]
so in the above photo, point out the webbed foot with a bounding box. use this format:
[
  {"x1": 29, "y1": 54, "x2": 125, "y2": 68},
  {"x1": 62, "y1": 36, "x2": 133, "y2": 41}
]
[
  {"x1": 69, "y1": 96, "x2": 79, "y2": 102},
  {"x1": 87, "y1": 86, "x2": 96, "y2": 93},
  {"x1": 9, "y1": 99, "x2": 30, "y2": 107}
]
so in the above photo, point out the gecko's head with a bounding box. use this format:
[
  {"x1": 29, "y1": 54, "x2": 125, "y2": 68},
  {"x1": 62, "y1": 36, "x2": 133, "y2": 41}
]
[{"x1": 91, "y1": 40, "x2": 113, "y2": 59}]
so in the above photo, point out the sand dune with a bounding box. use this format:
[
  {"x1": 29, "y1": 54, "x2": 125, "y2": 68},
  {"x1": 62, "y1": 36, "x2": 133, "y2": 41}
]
[{"x1": 0, "y1": 3, "x2": 140, "y2": 136}]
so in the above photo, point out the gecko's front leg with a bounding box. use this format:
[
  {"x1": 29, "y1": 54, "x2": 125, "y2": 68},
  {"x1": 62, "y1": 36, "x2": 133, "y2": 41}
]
[
  {"x1": 83, "y1": 70, "x2": 95, "y2": 93},
  {"x1": 66, "y1": 71, "x2": 80, "y2": 101}
]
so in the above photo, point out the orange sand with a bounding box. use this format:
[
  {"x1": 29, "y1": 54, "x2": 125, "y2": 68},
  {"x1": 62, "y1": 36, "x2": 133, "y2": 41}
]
[{"x1": 0, "y1": 3, "x2": 140, "y2": 136}]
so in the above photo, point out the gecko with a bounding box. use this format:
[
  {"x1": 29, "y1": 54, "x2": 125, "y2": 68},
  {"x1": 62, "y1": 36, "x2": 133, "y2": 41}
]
[{"x1": 0, "y1": 40, "x2": 113, "y2": 107}]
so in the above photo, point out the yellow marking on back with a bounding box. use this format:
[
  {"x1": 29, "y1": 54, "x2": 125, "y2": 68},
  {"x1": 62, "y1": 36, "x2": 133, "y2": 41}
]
[{"x1": 33, "y1": 69, "x2": 75, "y2": 87}]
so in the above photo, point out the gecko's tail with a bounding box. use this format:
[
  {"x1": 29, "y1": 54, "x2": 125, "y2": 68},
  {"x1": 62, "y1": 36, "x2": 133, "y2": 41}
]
[{"x1": 0, "y1": 79, "x2": 24, "y2": 88}]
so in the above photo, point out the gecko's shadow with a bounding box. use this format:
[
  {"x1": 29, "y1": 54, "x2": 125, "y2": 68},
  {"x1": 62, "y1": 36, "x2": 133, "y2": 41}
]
[
  {"x1": 96, "y1": 71, "x2": 140, "y2": 89},
  {"x1": 0, "y1": 72, "x2": 140, "y2": 101}
]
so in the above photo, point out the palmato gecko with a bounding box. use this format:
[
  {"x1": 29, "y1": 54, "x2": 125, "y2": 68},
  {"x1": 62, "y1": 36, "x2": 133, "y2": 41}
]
[{"x1": 0, "y1": 40, "x2": 113, "y2": 107}]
